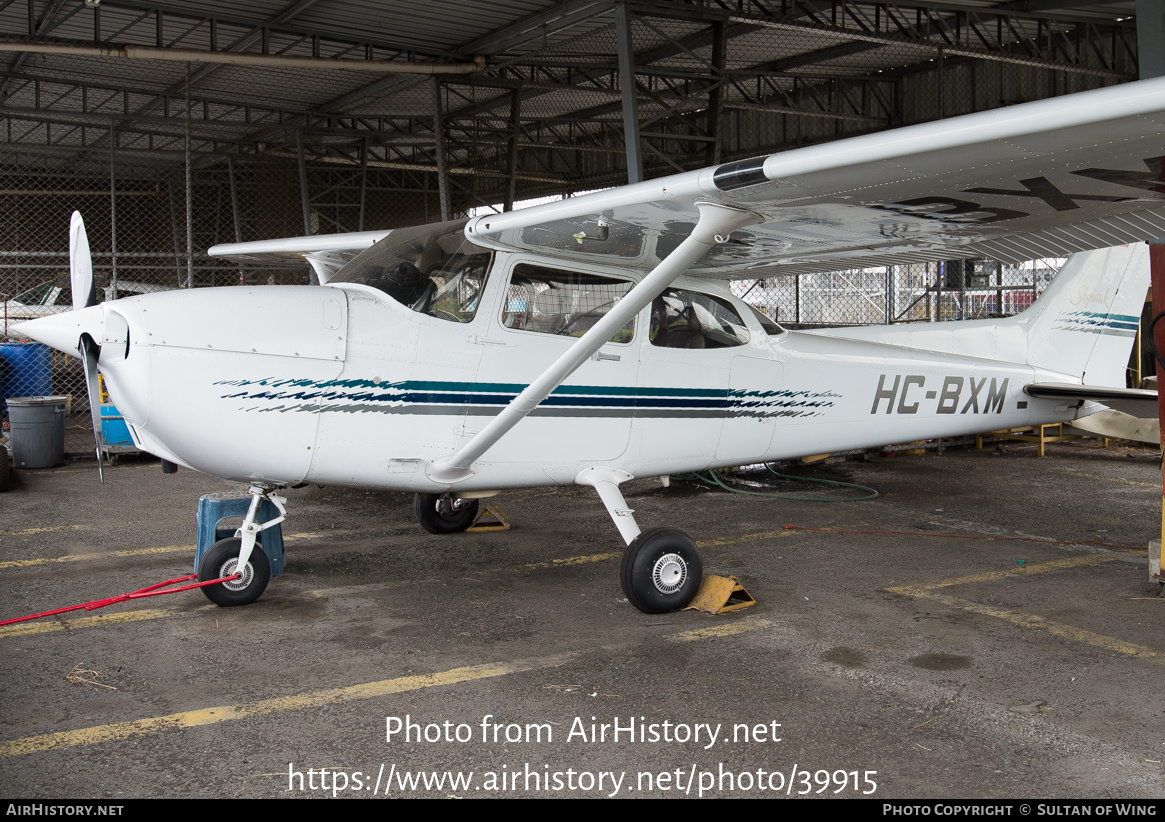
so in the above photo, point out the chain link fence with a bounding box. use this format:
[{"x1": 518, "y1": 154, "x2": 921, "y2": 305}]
[{"x1": 734, "y1": 259, "x2": 1060, "y2": 327}]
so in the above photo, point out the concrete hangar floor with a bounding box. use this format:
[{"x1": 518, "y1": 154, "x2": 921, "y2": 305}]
[{"x1": 0, "y1": 439, "x2": 1161, "y2": 799}]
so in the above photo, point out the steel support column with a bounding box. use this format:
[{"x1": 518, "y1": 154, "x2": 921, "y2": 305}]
[
  {"x1": 108, "y1": 121, "x2": 117, "y2": 301},
  {"x1": 228, "y1": 156, "x2": 245, "y2": 285},
  {"x1": 704, "y1": 19, "x2": 726, "y2": 168},
  {"x1": 296, "y1": 130, "x2": 312, "y2": 236},
  {"x1": 431, "y1": 76, "x2": 451, "y2": 221},
  {"x1": 358, "y1": 136, "x2": 368, "y2": 231},
  {"x1": 615, "y1": 2, "x2": 643, "y2": 184},
  {"x1": 184, "y1": 62, "x2": 193, "y2": 289},
  {"x1": 1148, "y1": 242, "x2": 1165, "y2": 579},
  {"x1": 504, "y1": 89, "x2": 521, "y2": 212}
]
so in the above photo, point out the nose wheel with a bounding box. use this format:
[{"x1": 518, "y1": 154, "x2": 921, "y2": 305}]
[
  {"x1": 620, "y1": 527, "x2": 703, "y2": 614},
  {"x1": 197, "y1": 537, "x2": 270, "y2": 606}
]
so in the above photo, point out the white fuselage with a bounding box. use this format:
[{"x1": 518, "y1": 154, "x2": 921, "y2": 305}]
[{"x1": 91, "y1": 250, "x2": 1073, "y2": 492}]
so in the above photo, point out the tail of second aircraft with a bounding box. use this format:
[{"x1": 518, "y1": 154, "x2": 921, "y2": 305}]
[{"x1": 810, "y1": 243, "x2": 1149, "y2": 387}]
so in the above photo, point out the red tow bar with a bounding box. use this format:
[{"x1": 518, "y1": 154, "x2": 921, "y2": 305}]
[{"x1": 0, "y1": 572, "x2": 241, "y2": 627}]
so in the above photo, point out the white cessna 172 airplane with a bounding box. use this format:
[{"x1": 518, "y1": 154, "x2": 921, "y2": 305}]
[{"x1": 15, "y1": 76, "x2": 1165, "y2": 614}]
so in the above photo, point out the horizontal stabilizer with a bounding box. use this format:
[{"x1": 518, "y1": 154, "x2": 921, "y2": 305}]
[{"x1": 1025, "y1": 382, "x2": 1158, "y2": 419}]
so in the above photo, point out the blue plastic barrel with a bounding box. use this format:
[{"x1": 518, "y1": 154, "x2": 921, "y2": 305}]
[{"x1": 1, "y1": 342, "x2": 52, "y2": 415}]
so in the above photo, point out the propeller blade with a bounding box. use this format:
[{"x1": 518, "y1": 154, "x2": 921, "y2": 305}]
[
  {"x1": 80, "y1": 336, "x2": 105, "y2": 483},
  {"x1": 69, "y1": 211, "x2": 97, "y2": 310},
  {"x1": 71, "y1": 212, "x2": 104, "y2": 481}
]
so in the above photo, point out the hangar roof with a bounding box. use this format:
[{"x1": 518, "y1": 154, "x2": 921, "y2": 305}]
[{"x1": 0, "y1": 0, "x2": 1149, "y2": 210}]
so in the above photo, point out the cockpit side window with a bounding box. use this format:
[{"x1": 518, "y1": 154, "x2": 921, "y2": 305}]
[
  {"x1": 649, "y1": 289, "x2": 751, "y2": 349},
  {"x1": 330, "y1": 219, "x2": 492, "y2": 323},
  {"x1": 502, "y1": 263, "x2": 635, "y2": 343}
]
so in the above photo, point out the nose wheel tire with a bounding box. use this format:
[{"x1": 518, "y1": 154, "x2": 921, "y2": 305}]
[
  {"x1": 198, "y1": 537, "x2": 270, "y2": 607},
  {"x1": 620, "y1": 527, "x2": 703, "y2": 614},
  {"x1": 413, "y1": 493, "x2": 480, "y2": 534}
]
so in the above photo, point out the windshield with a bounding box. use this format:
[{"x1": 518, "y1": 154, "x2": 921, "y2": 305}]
[
  {"x1": 331, "y1": 219, "x2": 493, "y2": 323},
  {"x1": 14, "y1": 282, "x2": 57, "y2": 305}
]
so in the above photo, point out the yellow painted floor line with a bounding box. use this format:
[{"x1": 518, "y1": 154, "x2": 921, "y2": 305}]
[
  {"x1": 887, "y1": 554, "x2": 1117, "y2": 595},
  {"x1": 522, "y1": 551, "x2": 620, "y2": 569},
  {"x1": 0, "y1": 607, "x2": 181, "y2": 639},
  {"x1": 0, "y1": 532, "x2": 329, "y2": 570},
  {"x1": 0, "y1": 545, "x2": 193, "y2": 570},
  {"x1": 888, "y1": 555, "x2": 1160, "y2": 664},
  {"x1": 671, "y1": 618, "x2": 772, "y2": 642},
  {"x1": 909, "y1": 591, "x2": 1161, "y2": 663},
  {"x1": 697, "y1": 529, "x2": 795, "y2": 548},
  {"x1": 0, "y1": 524, "x2": 92, "y2": 536},
  {"x1": 0, "y1": 657, "x2": 570, "y2": 757},
  {"x1": 0, "y1": 616, "x2": 760, "y2": 756}
]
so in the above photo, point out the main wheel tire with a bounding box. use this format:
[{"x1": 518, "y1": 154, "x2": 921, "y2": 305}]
[
  {"x1": 620, "y1": 527, "x2": 703, "y2": 614},
  {"x1": 198, "y1": 537, "x2": 270, "y2": 607},
  {"x1": 413, "y1": 493, "x2": 479, "y2": 534}
]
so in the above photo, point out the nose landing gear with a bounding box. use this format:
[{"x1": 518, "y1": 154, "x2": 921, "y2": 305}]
[{"x1": 197, "y1": 485, "x2": 286, "y2": 606}]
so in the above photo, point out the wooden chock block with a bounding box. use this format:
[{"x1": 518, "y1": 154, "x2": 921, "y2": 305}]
[
  {"x1": 685, "y1": 574, "x2": 756, "y2": 614},
  {"x1": 467, "y1": 505, "x2": 511, "y2": 532}
]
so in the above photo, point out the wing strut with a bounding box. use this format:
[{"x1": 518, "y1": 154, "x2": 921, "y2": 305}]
[{"x1": 427, "y1": 201, "x2": 762, "y2": 483}]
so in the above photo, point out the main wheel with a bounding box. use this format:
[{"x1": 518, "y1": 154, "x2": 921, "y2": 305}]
[
  {"x1": 620, "y1": 527, "x2": 703, "y2": 614},
  {"x1": 197, "y1": 537, "x2": 270, "y2": 607},
  {"x1": 413, "y1": 493, "x2": 479, "y2": 534}
]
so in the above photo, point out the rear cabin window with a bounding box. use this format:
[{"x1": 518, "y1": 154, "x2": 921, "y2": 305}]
[
  {"x1": 649, "y1": 289, "x2": 751, "y2": 349},
  {"x1": 745, "y1": 303, "x2": 783, "y2": 336},
  {"x1": 502, "y1": 264, "x2": 635, "y2": 343}
]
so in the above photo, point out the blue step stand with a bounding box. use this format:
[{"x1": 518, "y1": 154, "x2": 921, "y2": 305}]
[{"x1": 195, "y1": 493, "x2": 285, "y2": 578}]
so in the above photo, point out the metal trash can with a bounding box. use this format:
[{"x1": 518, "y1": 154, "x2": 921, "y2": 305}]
[{"x1": 6, "y1": 396, "x2": 66, "y2": 468}]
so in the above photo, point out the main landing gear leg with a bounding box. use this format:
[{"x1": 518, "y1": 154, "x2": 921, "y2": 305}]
[
  {"x1": 198, "y1": 484, "x2": 287, "y2": 607},
  {"x1": 576, "y1": 467, "x2": 703, "y2": 614}
]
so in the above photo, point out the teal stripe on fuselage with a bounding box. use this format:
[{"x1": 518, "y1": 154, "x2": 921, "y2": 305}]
[{"x1": 216, "y1": 377, "x2": 838, "y2": 420}]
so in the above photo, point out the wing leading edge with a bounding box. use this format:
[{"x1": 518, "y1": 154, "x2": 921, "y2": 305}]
[{"x1": 465, "y1": 76, "x2": 1165, "y2": 278}]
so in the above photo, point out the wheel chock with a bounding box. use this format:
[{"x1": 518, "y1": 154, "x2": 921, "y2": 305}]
[
  {"x1": 684, "y1": 574, "x2": 756, "y2": 614},
  {"x1": 467, "y1": 505, "x2": 510, "y2": 532}
]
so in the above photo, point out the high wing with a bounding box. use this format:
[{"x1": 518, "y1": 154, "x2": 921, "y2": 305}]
[
  {"x1": 464, "y1": 76, "x2": 1165, "y2": 278},
  {"x1": 208, "y1": 230, "x2": 390, "y2": 283}
]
